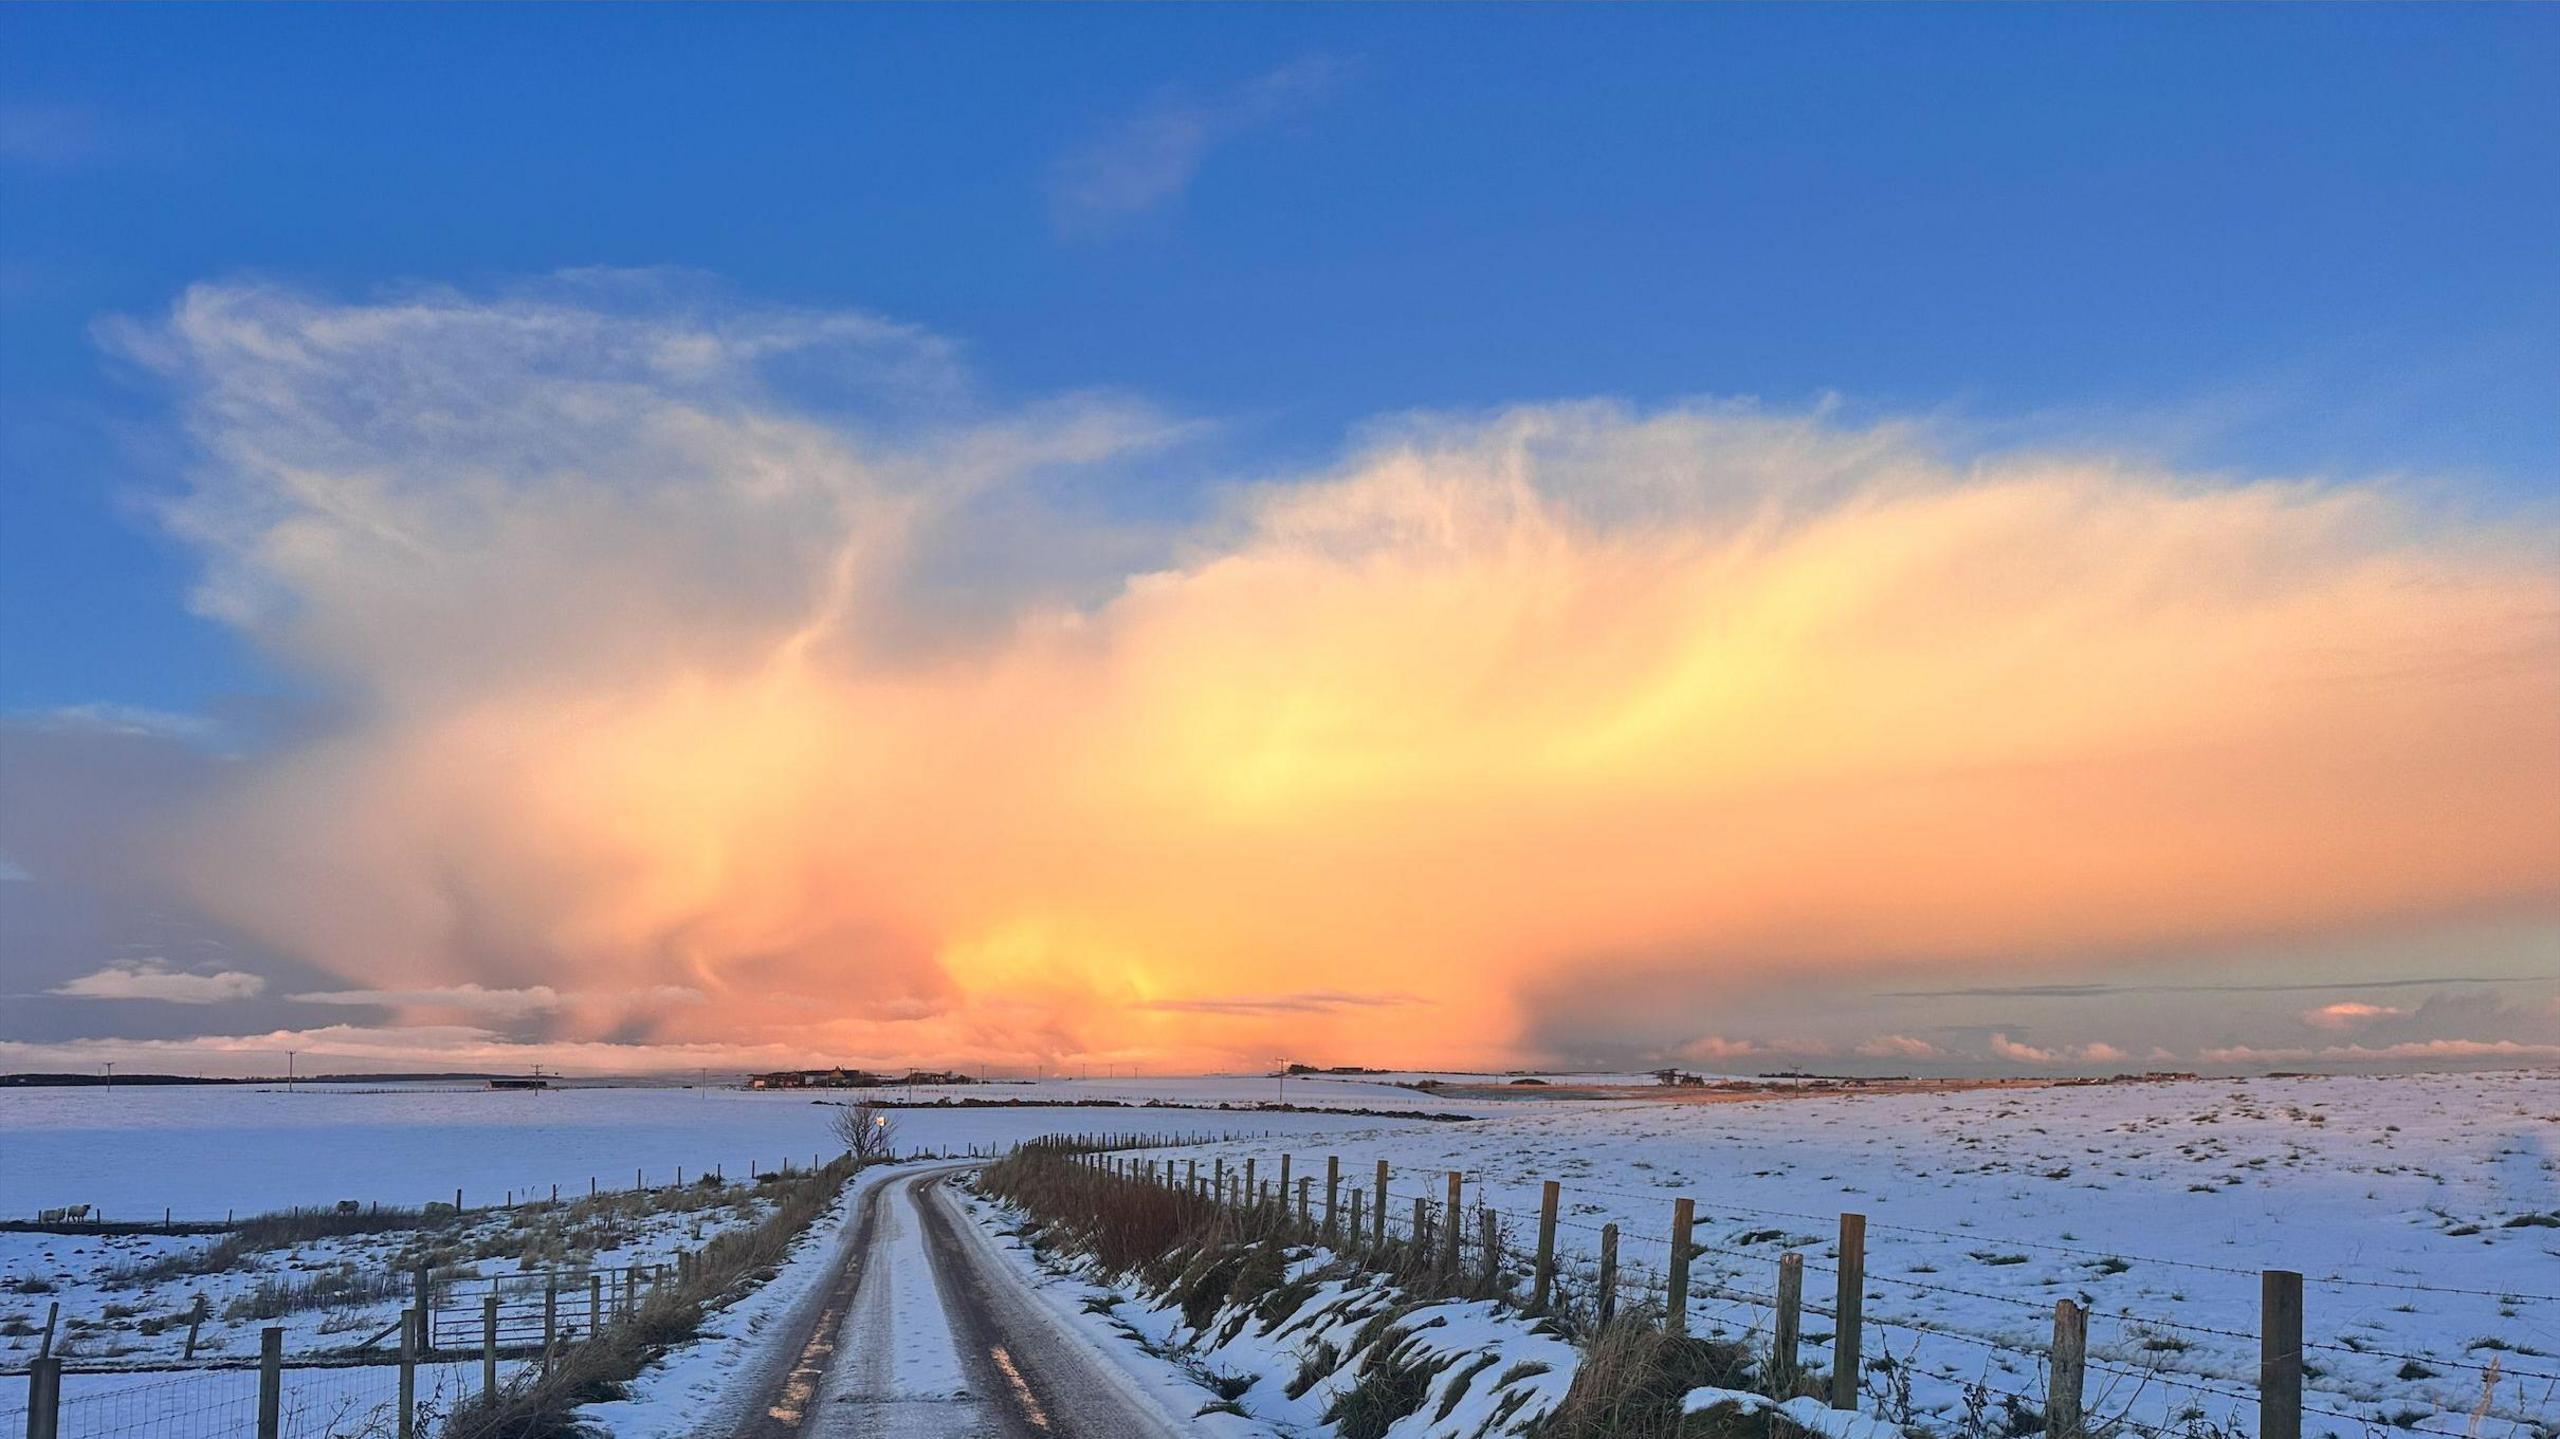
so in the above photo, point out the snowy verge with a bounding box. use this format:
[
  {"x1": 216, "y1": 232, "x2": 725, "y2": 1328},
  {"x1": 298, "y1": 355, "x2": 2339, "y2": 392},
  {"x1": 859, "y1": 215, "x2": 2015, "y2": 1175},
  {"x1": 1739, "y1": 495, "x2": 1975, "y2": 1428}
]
[
  {"x1": 576, "y1": 1159, "x2": 935, "y2": 1439},
  {"x1": 954, "y1": 1185, "x2": 1580, "y2": 1438}
]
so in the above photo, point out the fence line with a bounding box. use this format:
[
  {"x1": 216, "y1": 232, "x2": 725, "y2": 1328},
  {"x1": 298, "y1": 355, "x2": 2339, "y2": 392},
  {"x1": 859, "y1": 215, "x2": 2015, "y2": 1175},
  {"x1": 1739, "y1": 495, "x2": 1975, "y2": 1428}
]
[{"x1": 1060, "y1": 1144, "x2": 2559, "y2": 1438}]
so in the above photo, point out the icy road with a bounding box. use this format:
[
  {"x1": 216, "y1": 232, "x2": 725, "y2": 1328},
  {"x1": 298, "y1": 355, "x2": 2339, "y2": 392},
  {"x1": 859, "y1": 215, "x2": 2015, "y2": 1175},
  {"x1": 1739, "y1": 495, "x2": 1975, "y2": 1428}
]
[{"x1": 734, "y1": 1166, "x2": 1188, "y2": 1439}]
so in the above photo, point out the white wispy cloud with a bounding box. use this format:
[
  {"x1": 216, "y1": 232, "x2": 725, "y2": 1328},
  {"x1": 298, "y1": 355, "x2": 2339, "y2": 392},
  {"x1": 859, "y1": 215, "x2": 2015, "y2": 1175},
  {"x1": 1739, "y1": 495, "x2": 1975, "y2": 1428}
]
[
  {"x1": 50, "y1": 961, "x2": 266, "y2": 1004},
  {"x1": 1047, "y1": 58, "x2": 1343, "y2": 236},
  {"x1": 12, "y1": 704, "x2": 217, "y2": 741}
]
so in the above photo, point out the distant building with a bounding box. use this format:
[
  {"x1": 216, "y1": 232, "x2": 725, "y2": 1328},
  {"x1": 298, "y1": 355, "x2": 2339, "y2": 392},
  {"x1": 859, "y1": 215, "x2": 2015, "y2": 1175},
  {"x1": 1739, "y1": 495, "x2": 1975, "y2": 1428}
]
[
  {"x1": 488, "y1": 1077, "x2": 549, "y2": 1090},
  {"x1": 749, "y1": 1067, "x2": 977, "y2": 1090}
]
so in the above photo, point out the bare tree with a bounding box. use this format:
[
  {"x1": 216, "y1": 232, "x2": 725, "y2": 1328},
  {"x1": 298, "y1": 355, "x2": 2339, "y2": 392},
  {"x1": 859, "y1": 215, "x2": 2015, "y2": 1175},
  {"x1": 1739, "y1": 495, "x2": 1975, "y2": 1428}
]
[{"x1": 830, "y1": 1097, "x2": 898, "y2": 1165}]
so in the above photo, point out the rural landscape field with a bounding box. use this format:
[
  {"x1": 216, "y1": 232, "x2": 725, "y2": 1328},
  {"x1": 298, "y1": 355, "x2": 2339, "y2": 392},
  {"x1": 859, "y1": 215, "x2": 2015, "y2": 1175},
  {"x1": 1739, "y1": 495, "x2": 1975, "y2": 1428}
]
[
  {"x1": 4, "y1": 1069, "x2": 2554, "y2": 1437},
  {"x1": 6, "y1": 4, "x2": 2557, "y2": 1438}
]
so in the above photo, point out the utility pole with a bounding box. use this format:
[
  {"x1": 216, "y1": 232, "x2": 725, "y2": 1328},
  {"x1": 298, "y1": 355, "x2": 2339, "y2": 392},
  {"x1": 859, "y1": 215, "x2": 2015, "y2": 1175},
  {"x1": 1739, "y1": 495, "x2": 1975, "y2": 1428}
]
[{"x1": 103, "y1": 1061, "x2": 114, "y2": 1090}]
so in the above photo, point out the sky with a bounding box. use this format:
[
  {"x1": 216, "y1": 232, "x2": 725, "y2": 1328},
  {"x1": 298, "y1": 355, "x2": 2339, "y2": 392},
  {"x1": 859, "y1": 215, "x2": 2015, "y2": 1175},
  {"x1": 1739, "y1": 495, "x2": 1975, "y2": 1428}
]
[{"x1": 2, "y1": 5, "x2": 2556, "y2": 1079}]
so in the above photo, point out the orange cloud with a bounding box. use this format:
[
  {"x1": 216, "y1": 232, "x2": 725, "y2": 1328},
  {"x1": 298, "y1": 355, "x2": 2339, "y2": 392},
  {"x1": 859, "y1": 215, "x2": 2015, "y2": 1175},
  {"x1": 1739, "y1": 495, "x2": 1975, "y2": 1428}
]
[{"x1": 130, "y1": 283, "x2": 2560, "y2": 1070}]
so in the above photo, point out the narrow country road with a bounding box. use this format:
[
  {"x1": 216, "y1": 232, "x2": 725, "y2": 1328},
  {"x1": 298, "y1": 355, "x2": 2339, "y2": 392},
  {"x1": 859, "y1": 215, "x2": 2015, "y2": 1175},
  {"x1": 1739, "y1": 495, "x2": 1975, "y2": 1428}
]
[{"x1": 732, "y1": 1166, "x2": 1190, "y2": 1439}]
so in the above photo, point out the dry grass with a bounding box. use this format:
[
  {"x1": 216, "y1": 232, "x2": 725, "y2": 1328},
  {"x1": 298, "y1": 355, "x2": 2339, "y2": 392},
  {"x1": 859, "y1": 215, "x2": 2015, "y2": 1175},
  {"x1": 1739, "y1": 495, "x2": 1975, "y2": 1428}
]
[
  {"x1": 982, "y1": 1146, "x2": 1767, "y2": 1437},
  {"x1": 1542, "y1": 1321, "x2": 1764, "y2": 1439},
  {"x1": 435, "y1": 1154, "x2": 862, "y2": 1439}
]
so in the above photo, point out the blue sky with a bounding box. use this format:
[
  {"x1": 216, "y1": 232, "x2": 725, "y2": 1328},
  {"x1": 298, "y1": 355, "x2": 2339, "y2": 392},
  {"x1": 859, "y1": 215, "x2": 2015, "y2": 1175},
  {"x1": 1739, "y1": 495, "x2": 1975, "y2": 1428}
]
[
  {"x1": 2, "y1": 7, "x2": 2556, "y2": 1076},
  {"x1": 6, "y1": 4, "x2": 2555, "y2": 718}
]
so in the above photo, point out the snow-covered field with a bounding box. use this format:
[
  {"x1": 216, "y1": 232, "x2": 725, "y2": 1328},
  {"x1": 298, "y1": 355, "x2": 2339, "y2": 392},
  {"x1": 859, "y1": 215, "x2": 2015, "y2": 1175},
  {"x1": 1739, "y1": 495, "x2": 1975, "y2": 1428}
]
[
  {"x1": 0, "y1": 1078, "x2": 1436, "y2": 1381},
  {"x1": 1161, "y1": 1071, "x2": 2560, "y2": 1436},
  {"x1": 0, "y1": 1078, "x2": 1450, "y2": 1219},
  {"x1": 6, "y1": 1069, "x2": 2554, "y2": 1435}
]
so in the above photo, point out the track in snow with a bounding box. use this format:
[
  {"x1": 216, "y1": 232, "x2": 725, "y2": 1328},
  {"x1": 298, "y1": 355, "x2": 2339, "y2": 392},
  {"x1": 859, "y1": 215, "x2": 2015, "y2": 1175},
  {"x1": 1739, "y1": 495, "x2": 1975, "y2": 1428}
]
[{"x1": 736, "y1": 1167, "x2": 1186, "y2": 1439}]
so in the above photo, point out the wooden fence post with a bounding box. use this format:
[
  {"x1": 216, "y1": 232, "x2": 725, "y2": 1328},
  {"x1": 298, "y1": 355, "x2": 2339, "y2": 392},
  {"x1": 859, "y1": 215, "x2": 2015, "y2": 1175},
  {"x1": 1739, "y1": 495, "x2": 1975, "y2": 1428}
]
[
  {"x1": 1773, "y1": 1252, "x2": 1803, "y2": 1393},
  {"x1": 1374, "y1": 1160, "x2": 1390, "y2": 1245},
  {"x1": 25, "y1": 1354, "x2": 60, "y2": 1439},
  {"x1": 1440, "y1": 1172, "x2": 1463, "y2": 1276},
  {"x1": 413, "y1": 1265, "x2": 431, "y2": 1354},
  {"x1": 1325, "y1": 1156, "x2": 1341, "y2": 1244},
  {"x1": 398, "y1": 1307, "x2": 418, "y2": 1439},
  {"x1": 1412, "y1": 1195, "x2": 1428, "y2": 1256},
  {"x1": 1831, "y1": 1214, "x2": 1865, "y2": 1411},
  {"x1": 1666, "y1": 1198, "x2": 1694, "y2": 1335},
  {"x1": 257, "y1": 1326, "x2": 283, "y2": 1439},
  {"x1": 543, "y1": 1277, "x2": 560, "y2": 1371},
  {"x1": 1298, "y1": 1175, "x2": 1313, "y2": 1228},
  {"x1": 1596, "y1": 1224, "x2": 1619, "y2": 1325},
  {"x1": 590, "y1": 1273, "x2": 604, "y2": 1338},
  {"x1": 2050, "y1": 1298, "x2": 2086, "y2": 1439},
  {"x1": 1349, "y1": 1187, "x2": 1365, "y2": 1246},
  {"x1": 1478, "y1": 1207, "x2": 1501, "y2": 1291},
  {"x1": 2262, "y1": 1270, "x2": 2303, "y2": 1439},
  {"x1": 483, "y1": 1294, "x2": 499, "y2": 1400},
  {"x1": 1213, "y1": 1156, "x2": 1224, "y2": 1198},
  {"x1": 1531, "y1": 1180, "x2": 1559, "y2": 1313},
  {"x1": 1244, "y1": 1157, "x2": 1256, "y2": 1205}
]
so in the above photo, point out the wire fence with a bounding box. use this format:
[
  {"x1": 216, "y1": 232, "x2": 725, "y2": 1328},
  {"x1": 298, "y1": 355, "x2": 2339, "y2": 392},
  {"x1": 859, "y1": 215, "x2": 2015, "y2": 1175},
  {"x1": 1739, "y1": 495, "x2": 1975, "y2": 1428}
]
[{"x1": 1081, "y1": 1144, "x2": 2560, "y2": 1439}]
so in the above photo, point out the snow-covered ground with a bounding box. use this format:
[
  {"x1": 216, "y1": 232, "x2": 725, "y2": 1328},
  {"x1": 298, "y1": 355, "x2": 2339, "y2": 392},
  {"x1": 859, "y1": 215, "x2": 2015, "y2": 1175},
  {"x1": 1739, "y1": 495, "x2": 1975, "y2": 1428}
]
[
  {"x1": 1158, "y1": 1071, "x2": 2560, "y2": 1436},
  {"x1": 955, "y1": 1180, "x2": 1582, "y2": 1437},
  {"x1": 0, "y1": 1176, "x2": 790, "y2": 1369},
  {"x1": 0, "y1": 1080, "x2": 1432, "y2": 1380},
  {"x1": 7, "y1": 1070, "x2": 2553, "y2": 1435},
  {"x1": 0, "y1": 1079, "x2": 1451, "y2": 1219}
]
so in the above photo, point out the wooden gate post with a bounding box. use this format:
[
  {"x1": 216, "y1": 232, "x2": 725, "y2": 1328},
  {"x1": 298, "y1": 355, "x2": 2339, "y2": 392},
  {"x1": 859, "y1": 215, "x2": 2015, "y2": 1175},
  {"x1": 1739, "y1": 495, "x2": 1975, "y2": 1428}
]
[
  {"x1": 1666, "y1": 1198, "x2": 1694, "y2": 1335},
  {"x1": 25, "y1": 1355, "x2": 60, "y2": 1439},
  {"x1": 413, "y1": 1265, "x2": 432, "y2": 1355},
  {"x1": 398, "y1": 1308, "x2": 418, "y2": 1439},
  {"x1": 2050, "y1": 1299, "x2": 2087, "y2": 1439},
  {"x1": 257, "y1": 1326, "x2": 283, "y2": 1439},
  {"x1": 543, "y1": 1277, "x2": 560, "y2": 1371},
  {"x1": 1433, "y1": 1172, "x2": 1458, "y2": 1275},
  {"x1": 1596, "y1": 1224, "x2": 1619, "y2": 1326},
  {"x1": 2262, "y1": 1270, "x2": 2303, "y2": 1439},
  {"x1": 590, "y1": 1273, "x2": 604, "y2": 1339},
  {"x1": 1831, "y1": 1214, "x2": 1866, "y2": 1411},
  {"x1": 1773, "y1": 1253, "x2": 1803, "y2": 1392},
  {"x1": 1374, "y1": 1160, "x2": 1390, "y2": 1245},
  {"x1": 1324, "y1": 1156, "x2": 1341, "y2": 1244},
  {"x1": 1531, "y1": 1180, "x2": 1559, "y2": 1313},
  {"x1": 483, "y1": 1295, "x2": 499, "y2": 1400}
]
